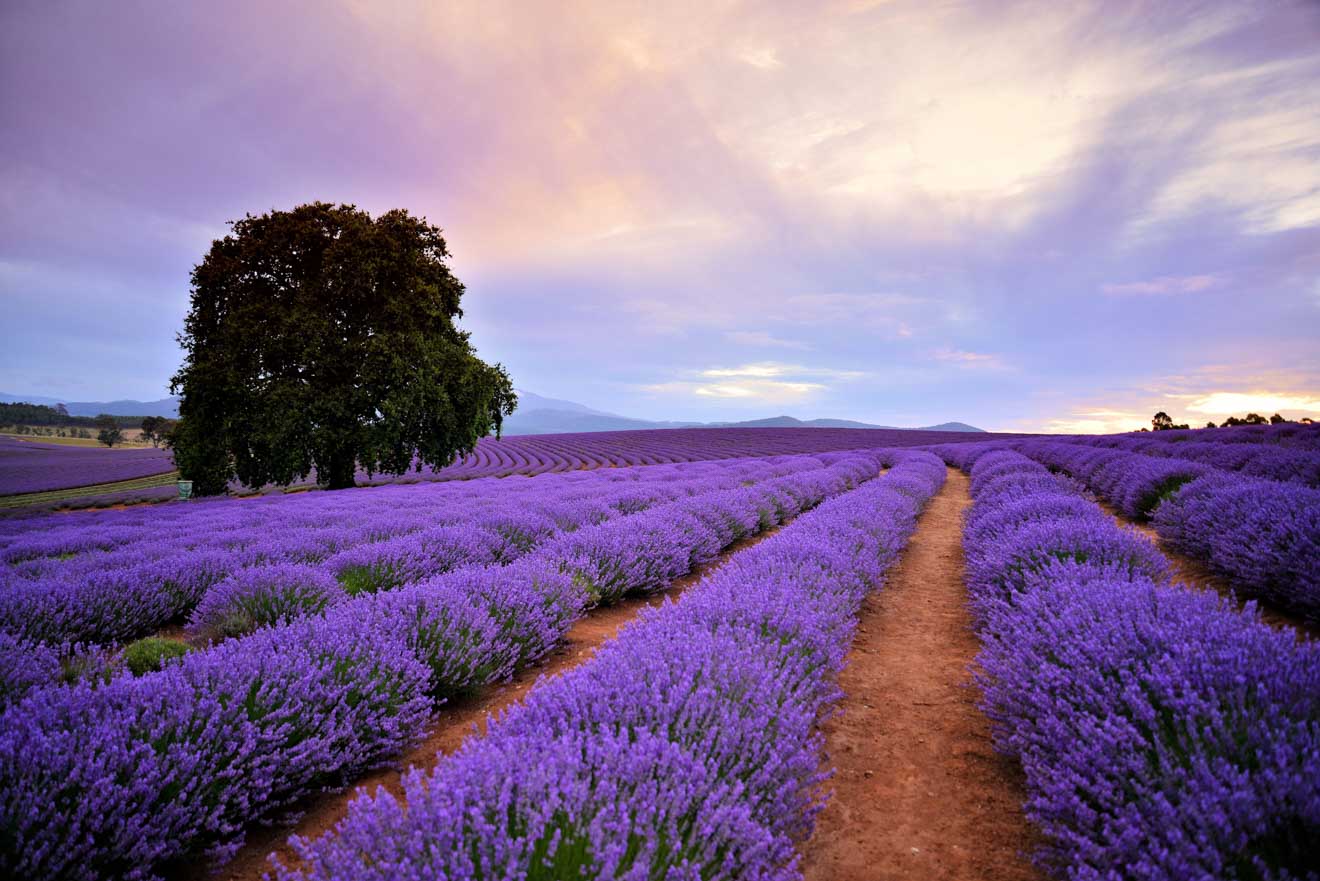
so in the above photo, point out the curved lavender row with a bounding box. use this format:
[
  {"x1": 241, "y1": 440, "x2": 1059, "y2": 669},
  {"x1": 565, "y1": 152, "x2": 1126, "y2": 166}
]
[
  {"x1": 1152, "y1": 473, "x2": 1320, "y2": 621},
  {"x1": 0, "y1": 481, "x2": 180, "y2": 515},
  {"x1": 1013, "y1": 440, "x2": 1213, "y2": 519},
  {"x1": 1012, "y1": 441, "x2": 1320, "y2": 621},
  {"x1": 0, "y1": 456, "x2": 829, "y2": 647},
  {"x1": 1117, "y1": 439, "x2": 1320, "y2": 487},
  {"x1": 0, "y1": 436, "x2": 176, "y2": 497},
  {"x1": 957, "y1": 449, "x2": 1320, "y2": 880},
  {"x1": 355, "y1": 426, "x2": 997, "y2": 483},
  {"x1": 1053, "y1": 422, "x2": 1320, "y2": 486},
  {"x1": 274, "y1": 452, "x2": 946, "y2": 881},
  {"x1": 0, "y1": 456, "x2": 842, "y2": 699},
  {"x1": 1061, "y1": 422, "x2": 1320, "y2": 450},
  {"x1": 0, "y1": 454, "x2": 815, "y2": 556},
  {"x1": 0, "y1": 453, "x2": 885, "y2": 880}
]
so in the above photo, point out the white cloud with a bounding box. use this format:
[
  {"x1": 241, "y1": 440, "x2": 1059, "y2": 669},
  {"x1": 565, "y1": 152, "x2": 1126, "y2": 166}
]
[
  {"x1": 699, "y1": 361, "x2": 867, "y2": 380},
  {"x1": 734, "y1": 46, "x2": 782, "y2": 71},
  {"x1": 723, "y1": 330, "x2": 809, "y2": 350},
  {"x1": 695, "y1": 381, "x2": 825, "y2": 399},
  {"x1": 641, "y1": 359, "x2": 865, "y2": 405},
  {"x1": 1184, "y1": 391, "x2": 1320, "y2": 416},
  {"x1": 1101, "y1": 274, "x2": 1224, "y2": 296},
  {"x1": 641, "y1": 378, "x2": 826, "y2": 404},
  {"x1": 932, "y1": 348, "x2": 1005, "y2": 368},
  {"x1": 1040, "y1": 409, "x2": 1151, "y2": 435}
]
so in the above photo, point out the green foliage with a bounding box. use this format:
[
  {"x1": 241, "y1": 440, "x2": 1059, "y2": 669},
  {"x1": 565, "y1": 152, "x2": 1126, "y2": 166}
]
[
  {"x1": 0, "y1": 402, "x2": 144, "y2": 429},
  {"x1": 170, "y1": 202, "x2": 516, "y2": 494},
  {"x1": 139, "y1": 415, "x2": 176, "y2": 447},
  {"x1": 1150, "y1": 411, "x2": 1189, "y2": 431},
  {"x1": 122, "y1": 637, "x2": 192, "y2": 676},
  {"x1": 336, "y1": 564, "x2": 397, "y2": 596},
  {"x1": 1222, "y1": 413, "x2": 1270, "y2": 427},
  {"x1": 95, "y1": 414, "x2": 123, "y2": 448}
]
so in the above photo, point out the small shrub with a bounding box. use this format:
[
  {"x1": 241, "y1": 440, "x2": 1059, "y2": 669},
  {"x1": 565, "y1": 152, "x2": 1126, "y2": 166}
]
[
  {"x1": 336, "y1": 562, "x2": 396, "y2": 596},
  {"x1": 121, "y1": 638, "x2": 191, "y2": 676}
]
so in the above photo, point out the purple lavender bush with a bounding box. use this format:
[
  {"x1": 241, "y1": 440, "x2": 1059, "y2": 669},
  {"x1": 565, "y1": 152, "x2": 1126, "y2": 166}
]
[
  {"x1": 1153, "y1": 473, "x2": 1320, "y2": 621},
  {"x1": 0, "y1": 631, "x2": 62, "y2": 706},
  {"x1": 273, "y1": 452, "x2": 946, "y2": 881},
  {"x1": 188, "y1": 563, "x2": 347, "y2": 640},
  {"x1": 0, "y1": 607, "x2": 434, "y2": 881},
  {"x1": 963, "y1": 451, "x2": 1320, "y2": 880},
  {"x1": 0, "y1": 436, "x2": 175, "y2": 496},
  {"x1": 0, "y1": 456, "x2": 854, "y2": 654},
  {"x1": 326, "y1": 524, "x2": 503, "y2": 595},
  {"x1": 0, "y1": 452, "x2": 892, "y2": 879},
  {"x1": 1017, "y1": 441, "x2": 1211, "y2": 519}
]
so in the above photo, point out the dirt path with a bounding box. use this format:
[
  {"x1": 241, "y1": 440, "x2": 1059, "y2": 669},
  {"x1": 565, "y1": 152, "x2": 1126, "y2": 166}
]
[
  {"x1": 201, "y1": 526, "x2": 782, "y2": 881},
  {"x1": 801, "y1": 468, "x2": 1042, "y2": 881},
  {"x1": 1108, "y1": 508, "x2": 1317, "y2": 641}
]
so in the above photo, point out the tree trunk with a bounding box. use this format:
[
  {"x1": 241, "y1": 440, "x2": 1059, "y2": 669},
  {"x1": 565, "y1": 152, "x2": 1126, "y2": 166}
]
[{"x1": 324, "y1": 451, "x2": 357, "y2": 490}]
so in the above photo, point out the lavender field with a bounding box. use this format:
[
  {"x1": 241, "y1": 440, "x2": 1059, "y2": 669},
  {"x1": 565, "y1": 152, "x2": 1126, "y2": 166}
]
[
  {"x1": 0, "y1": 426, "x2": 1010, "y2": 513},
  {"x1": 7, "y1": 2, "x2": 1318, "y2": 877},
  {"x1": 0, "y1": 436, "x2": 175, "y2": 497},
  {"x1": 0, "y1": 424, "x2": 1315, "y2": 881}
]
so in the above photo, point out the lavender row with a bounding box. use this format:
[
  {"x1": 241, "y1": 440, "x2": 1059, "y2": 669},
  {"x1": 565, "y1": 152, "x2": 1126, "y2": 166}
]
[
  {"x1": 1013, "y1": 440, "x2": 1320, "y2": 621},
  {"x1": 1012, "y1": 440, "x2": 1213, "y2": 519},
  {"x1": 239, "y1": 426, "x2": 992, "y2": 493},
  {"x1": 1152, "y1": 472, "x2": 1320, "y2": 621},
  {"x1": 958, "y1": 449, "x2": 1319, "y2": 880},
  {"x1": 0, "y1": 455, "x2": 832, "y2": 647},
  {"x1": 392, "y1": 425, "x2": 987, "y2": 482},
  {"x1": 0, "y1": 453, "x2": 819, "y2": 556},
  {"x1": 272, "y1": 451, "x2": 946, "y2": 881},
  {"x1": 180, "y1": 453, "x2": 864, "y2": 644},
  {"x1": 1067, "y1": 420, "x2": 1320, "y2": 451},
  {"x1": 1045, "y1": 426, "x2": 1320, "y2": 488},
  {"x1": 0, "y1": 456, "x2": 851, "y2": 700},
  {"x1": 0, "y1": 436, "x2": 176, "y2": 497},
  {"x1": 0, "y1": 452, "x2": 886, "y2": 880}
]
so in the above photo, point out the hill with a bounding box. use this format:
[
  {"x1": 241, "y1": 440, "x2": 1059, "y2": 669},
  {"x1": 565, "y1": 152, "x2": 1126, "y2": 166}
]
[
  {"x1": 2, "y1": 389, "x2": 985, "y2": 433},
  {"x1": 0, "y1": 393, "x2": 180, "y2": 418},
  {"x1": 502, "y1": 391, "x2": 984, "y2": 434}
]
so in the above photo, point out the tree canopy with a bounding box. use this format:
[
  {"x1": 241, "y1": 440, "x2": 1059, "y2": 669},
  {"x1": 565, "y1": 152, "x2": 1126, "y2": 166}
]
[
  {"x1": 1151, "y1": 411, "x2": 1188, "y2": 431},
  {"x1": 170, "y1": 202, "x2": 516, "y2": 494},
  {"x1": 95, "y1": 414, "x2": 122, "y2": 448}
]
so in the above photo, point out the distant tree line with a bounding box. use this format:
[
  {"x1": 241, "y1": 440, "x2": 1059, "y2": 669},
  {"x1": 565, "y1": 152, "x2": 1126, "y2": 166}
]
[
  {"x1": 1146, "y1": 410, "x2": 1305, "y2": 432},
  {"x1": 0, "y1": 402, "x2": 154, "y2": 429},
  {"x1": 2, "y1": 402, "x2": 177, "y2": 448}
]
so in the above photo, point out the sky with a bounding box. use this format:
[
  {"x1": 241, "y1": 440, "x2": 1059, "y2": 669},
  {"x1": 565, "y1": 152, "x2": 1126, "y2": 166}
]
[{"x1": 2, "y1": 0, "x2": 1318, "y2": 433}]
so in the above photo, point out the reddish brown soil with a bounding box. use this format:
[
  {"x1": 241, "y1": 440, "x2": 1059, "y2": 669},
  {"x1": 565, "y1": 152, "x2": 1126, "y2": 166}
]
[
  {"x1": 201, "y1": 526, "x2": 781, "y2": 881},
  {"x1": 801, "y1": 469, "x2": 1043, "y2": 881},
  {"x1": 1109, "y1": 508, "x2": 1317, "y2": 641}
]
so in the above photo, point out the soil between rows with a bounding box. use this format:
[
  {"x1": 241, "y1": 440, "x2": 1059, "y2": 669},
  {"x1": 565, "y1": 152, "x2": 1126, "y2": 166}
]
[
  {"x1": 200, "y1": 525, "x2": 783, "y2": 881},
  {"x1": 801, "y1": 468, "x2": 1043, "y2": 881}
]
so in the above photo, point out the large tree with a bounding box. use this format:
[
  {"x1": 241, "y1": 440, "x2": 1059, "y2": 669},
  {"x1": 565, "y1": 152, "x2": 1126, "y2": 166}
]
[{"x1": 170, "y1": 203, "x2": 516, "y2": 494}]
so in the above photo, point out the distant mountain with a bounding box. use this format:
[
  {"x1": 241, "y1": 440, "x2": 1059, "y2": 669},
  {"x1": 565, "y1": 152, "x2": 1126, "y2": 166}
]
[
  {"x1": 511, "y1": 388, "x2": 616, "y2": 417},
  {"x1": 2, "y1": 388, "x2": 985, "y2": 433},
  {"x1": 502, "y1": 395, "x2": 985, "y2": 434},
  {"x1": 503, "y1": 389, "x2": 700, "y2": 435},
  {"x1": 0, "y1": 393, "x2": 180, "y2": 417}
]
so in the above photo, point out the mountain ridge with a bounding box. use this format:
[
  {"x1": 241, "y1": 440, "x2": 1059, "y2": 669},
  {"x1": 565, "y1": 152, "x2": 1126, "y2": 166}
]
[{"x1": 1, "y1": 389, "x2": 986, "y2": 433}]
